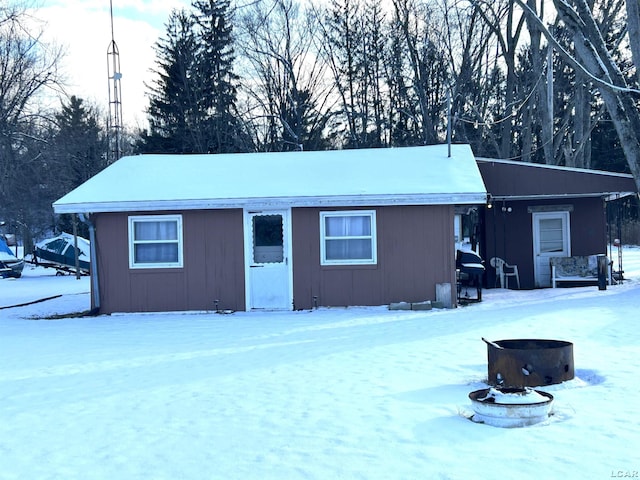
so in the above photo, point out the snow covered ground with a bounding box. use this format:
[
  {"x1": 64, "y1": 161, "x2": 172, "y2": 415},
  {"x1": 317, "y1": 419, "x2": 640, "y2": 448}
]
[{"x1": 2, "y1": 248, "x2": 640, "y2": 480}]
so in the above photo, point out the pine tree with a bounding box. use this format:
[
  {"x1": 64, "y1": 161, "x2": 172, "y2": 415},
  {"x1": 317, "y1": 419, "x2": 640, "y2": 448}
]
[
  {"x1": 141, "y1": 9, "x2": 204, "y2": 153},
  {"x1": 193, "y1": 0, "x2": 249, "y2": 153},
  {"x1": 50, "y1": 96, "x2": 107, "y2": 236}
]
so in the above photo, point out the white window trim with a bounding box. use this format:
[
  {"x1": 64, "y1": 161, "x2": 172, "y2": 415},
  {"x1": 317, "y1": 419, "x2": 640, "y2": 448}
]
[
  {"x1": 320, "y1": 210, "x2": 377, "y2": 266},
  {"x1": 128, "y1": 214, "x2": 184, "y2": 269}
]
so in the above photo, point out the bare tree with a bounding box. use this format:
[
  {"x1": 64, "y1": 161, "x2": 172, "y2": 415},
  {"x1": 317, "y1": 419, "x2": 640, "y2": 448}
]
[
  {"x1": 391, "y1": 0, "x2": 450, "y2": 145},
  {"x1": 439, "y1": 0, "x2": 499, "y2": 153},
  {"x1": 237, "y1": 0, "x2": 333, "y2": 151},
  {"x1": 520, "y1": 0, "x2": 555, "y2": 164},
  {"x1": 0, "y1": 1, "x2": 64, "y2": 238},
  {"x1": 313, "y1": 0, "x2": 367, "y2": 147},
  {"x1": 471, "y1": 0, "x2": 527, "y2": 158},
  {"x1": 627, "y1": 0, "x2": 640, "y2": 84},
  {"x1": 515, "y1": 0, "x2": 640, "y2": 191}
]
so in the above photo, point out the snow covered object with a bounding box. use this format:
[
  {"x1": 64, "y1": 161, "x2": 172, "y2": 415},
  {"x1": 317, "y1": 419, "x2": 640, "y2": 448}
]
[
  {"x1": 34, "y1": 232, "x2": 90, "y2": 274},
  {"x1": 469, "y1": 387, "x2": 554, "y2": 428}
]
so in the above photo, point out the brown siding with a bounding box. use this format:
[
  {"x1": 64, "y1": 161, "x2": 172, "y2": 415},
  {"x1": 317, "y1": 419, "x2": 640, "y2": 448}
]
[
  {"x1": 292, "y1": 205, "x2": 456, "y2": 309},
  {"x1": 478, "y1": 160, "x2": 636, "y2": 197},
  {"x1": 482, "y1": 197, "x2": 607, "y2": 289},
  {"x1": 94, "y1": 210, "x2": 245, "y2": 313}
]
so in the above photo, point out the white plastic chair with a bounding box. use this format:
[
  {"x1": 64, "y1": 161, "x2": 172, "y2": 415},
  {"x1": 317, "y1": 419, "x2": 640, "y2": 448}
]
[{"x1": 490, "y1": 257, "x2": 520, "y2": 289}]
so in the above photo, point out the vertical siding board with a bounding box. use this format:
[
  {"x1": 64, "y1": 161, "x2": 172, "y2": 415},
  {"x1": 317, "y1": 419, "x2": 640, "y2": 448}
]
[
  {"x1": 95, "y1": 209, "x2": 245, "y2": 313},
  {"x1": 378, "y1": 205, "x2": 456, "y2": 304},
  {"x1": 183, "y1": 211, "x2": 208, "y2": 309},
  {"x1": 205, "y1": 209, "x2": 245, "y2": 312},
  {"x1": 478, "y1": 161, "x2": 635, "y2": 198},
  {"x1": 291, "y1": 208, "x2": 319, "y2": 310},
  {"x1": 570, "y1": 197, "x2": 607, "y2": 255},
  {"x1": 292, "y1": 205, "x2": 455, "y2": 309},
  {"x1": 95, "y1": 213, "x2": 131, "y2": 313}
]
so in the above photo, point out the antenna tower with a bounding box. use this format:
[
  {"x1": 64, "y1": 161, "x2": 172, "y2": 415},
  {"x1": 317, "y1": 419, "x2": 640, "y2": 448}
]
[{"x1": 107, "y1": 0, "x2": 123, "y2": 163}]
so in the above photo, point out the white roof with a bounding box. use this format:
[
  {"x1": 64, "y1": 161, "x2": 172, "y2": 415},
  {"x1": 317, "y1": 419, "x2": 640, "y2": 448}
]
[{"x1": 53, "y1": 144, "x2": 487, "y2": 214}]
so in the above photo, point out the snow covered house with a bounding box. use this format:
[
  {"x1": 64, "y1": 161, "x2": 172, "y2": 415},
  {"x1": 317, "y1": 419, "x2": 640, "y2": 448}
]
[
  {"x1": 53, "y1": 144, "x2": 488, "y2": 313},
  {"x1": 477, "y1": 159, "x2": 637, "y2": 289}
]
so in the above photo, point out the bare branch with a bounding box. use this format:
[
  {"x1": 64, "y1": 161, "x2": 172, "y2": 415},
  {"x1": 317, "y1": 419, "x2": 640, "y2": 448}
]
[{"x1": 513, "y1": 0, "x2": 640, "y2": 95}]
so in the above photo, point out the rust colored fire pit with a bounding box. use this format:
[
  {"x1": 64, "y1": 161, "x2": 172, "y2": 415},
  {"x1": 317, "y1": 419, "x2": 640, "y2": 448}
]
[{"x1": 483, "y1": 338, "x2": 574, "y2": 388}]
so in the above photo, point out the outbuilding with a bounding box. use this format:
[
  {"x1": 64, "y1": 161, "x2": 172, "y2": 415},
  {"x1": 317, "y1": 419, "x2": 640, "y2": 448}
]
[{"x1": 53, "y1": 144, "x2": 488, "y2": 313}]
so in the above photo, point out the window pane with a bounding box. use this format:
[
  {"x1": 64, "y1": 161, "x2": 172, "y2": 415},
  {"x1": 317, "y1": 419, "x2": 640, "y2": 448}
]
[
  {"x1": 134, "y1": 221, "x2": 177, "y2": 241},
  {"x1": 134, "y1": 244, "x2": 179, "y2": 263},
  {"x1": 348, "y1": 215, "x2": 371, "y2": 236},
  {"x1": 326, "y1": 239, "x2": 372, "y2": 260},
  {"x1": 253, "y1": 215, "x2": 283, "y2": 247},
  {"x1": 539, "y1": 218, "x2": 564, "y2": 253},
  {"x1": 325, "y1": 215, "x2": 371, "y2": 236},
  {"x1": 325, "y1": 216, "x2": 346, "y2": 236},
  {"x1": 252, "y1": 215, "x2": 284, "y2": 263}
]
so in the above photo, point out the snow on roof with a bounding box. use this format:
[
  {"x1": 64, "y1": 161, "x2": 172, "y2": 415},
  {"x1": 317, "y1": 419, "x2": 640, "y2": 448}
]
[{"x1": 53, "y1": 144, "x2": 488, "y2": 214}]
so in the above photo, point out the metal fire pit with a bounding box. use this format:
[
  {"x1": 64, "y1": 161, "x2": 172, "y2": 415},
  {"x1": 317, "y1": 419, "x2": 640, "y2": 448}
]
[
  {"x1": 483, "y1": 338, "x2": 574, "y2": 387},
  {"x1": 469, "y1": 387, "x2": 554, "y2": 428}
]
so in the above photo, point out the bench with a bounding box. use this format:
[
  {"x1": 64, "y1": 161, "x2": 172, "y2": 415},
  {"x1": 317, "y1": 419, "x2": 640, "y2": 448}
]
[{"x1": 550, "y1": 255, "x2": 611, "y2": 288}]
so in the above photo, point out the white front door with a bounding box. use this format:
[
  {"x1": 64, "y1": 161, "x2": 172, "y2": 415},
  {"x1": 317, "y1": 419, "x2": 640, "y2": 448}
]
[
  {"x1": 244, "y1": 210, "x2": 292, "y2": 310},
  {"x1": 532, "y1": 211, "x2": 571, "y2": 287}
]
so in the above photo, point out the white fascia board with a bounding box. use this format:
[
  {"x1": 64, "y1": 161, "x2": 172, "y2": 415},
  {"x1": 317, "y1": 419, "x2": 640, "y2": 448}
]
[
  {"x1": 489, "y1": 192, "x2": 637, "y2": 202},
  {"x1": 53, "y1": 192, "x2": 489, "y2": 214}
]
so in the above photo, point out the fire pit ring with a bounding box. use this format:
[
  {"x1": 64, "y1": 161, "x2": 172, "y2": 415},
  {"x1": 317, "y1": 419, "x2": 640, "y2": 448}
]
[
  {"x1": 469, "y1": 387, "x2": 554, "y2": 428},
  {"x1": 483, "y1": 338, "x2": 574, "y2": 388}
]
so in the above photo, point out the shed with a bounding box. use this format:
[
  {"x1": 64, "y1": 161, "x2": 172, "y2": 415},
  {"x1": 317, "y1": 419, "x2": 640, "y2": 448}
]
[{"x1": 53, "y1": 144, "x2": 487, "y2": 313}]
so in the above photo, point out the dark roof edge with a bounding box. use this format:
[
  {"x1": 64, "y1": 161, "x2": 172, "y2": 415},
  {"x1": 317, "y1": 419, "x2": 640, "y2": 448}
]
[{"x1": 476, "y1": 157, "x2": 635, "y2": 179}]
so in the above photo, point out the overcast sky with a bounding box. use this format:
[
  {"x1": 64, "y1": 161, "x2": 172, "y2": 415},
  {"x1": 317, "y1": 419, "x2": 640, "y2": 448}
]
[{"x1": 32, "y1": 0, "x2": 191, "y2": 129}]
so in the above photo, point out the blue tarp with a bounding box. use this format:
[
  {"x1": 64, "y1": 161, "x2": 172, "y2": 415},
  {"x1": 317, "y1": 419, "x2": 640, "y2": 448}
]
[
  {"x1": 0, "y1": 236, "x2": 15, "y2": 256},
  {"x1": 1, "y1": 236, "x2": 24, "y2": 278}
]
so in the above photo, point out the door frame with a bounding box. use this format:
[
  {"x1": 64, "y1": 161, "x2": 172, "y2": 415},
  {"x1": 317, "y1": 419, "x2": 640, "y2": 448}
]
[
  {"x1": 243, "y1": 208, "x2": 293, "y2": 311},
  {"x1": 532, "y1": 210, "x2": 571, "y2": 287}
]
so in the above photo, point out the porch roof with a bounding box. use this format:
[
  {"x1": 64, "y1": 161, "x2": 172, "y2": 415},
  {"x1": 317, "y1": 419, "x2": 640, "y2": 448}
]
[{"x1": 477, "y1": 158, "x2": 637, "y2": 201}]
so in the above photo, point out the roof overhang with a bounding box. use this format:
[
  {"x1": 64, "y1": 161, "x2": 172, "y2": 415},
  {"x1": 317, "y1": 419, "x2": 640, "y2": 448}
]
[
  {"x1": 53, "y1": 192, "x2": 490, "y2": 214},
  {"x1": 488, "y1": 192, "x2": 638, "y2": 203}
]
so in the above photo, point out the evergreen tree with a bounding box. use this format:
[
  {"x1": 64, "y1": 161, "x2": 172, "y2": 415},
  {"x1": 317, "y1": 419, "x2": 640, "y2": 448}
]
[
  {"x1": 49, "y1": 96, "x2": 107, "y2": 235},
  {"x1": 53, "y1": 96, "x2": 107, "y2": 188},
  {"x1": 193, "y1": 0, "x2": 250, "y2": 152},
  {"x1": 141, "y1": 9, "x2": 204, "y2": 153}
]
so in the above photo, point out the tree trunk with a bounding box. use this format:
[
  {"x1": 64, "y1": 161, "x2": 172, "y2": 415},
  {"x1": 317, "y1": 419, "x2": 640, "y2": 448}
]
[
  {"x1": 517, "y1": 0, "x2": 640, "y2": 191},
  {"x1": 626, "y1": 0, "x2": 640, "y2": 85},
  {"x1": 562, "y1": 0, "x2": 640, "y2": 190}
]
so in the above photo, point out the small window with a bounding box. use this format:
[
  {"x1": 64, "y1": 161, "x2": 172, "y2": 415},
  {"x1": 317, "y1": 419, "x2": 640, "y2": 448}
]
[
  {"x1": 128, "y1": 215, "x2": 183, "y2": 268},
  {"x1": 320, "y1": 211, "x2": 377, "y2": 265},
  {"x1": 252, "y1": 214, "x2": 284, "y2": 264}
]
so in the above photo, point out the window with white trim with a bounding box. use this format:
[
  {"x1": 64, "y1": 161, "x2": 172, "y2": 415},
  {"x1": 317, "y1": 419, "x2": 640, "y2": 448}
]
[
  {"x1": 128, "y1": 215, "x2": 183, "y2": 268},
  {"x1": 320, "y1": 210, "x2": 377, "y2": 265}
]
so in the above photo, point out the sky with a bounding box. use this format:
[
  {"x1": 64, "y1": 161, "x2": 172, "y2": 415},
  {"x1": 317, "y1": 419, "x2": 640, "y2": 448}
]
[{"x1": 31, "y1": 0, "x2": 192, "y2": 129}]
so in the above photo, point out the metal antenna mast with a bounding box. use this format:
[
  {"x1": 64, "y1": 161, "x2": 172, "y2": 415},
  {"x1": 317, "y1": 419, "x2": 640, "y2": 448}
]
[{"x1": 107, "y1": 0, "x2": 123, "y2": 163}]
